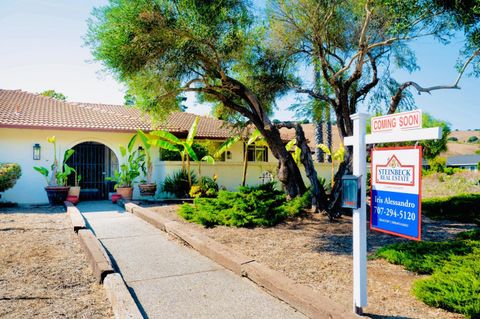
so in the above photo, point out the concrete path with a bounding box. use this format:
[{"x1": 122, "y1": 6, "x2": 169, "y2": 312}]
[{"x1": 78, "y1": 201, "x2": 307, "y2": 319}]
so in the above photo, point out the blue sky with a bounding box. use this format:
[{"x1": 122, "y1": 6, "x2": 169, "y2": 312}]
[{"x1": 0, "y1": 0, "x2": 478, "y2": 129}]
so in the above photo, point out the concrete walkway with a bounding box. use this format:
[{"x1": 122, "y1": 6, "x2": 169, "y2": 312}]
[{"x1": 78, "y1": 201, "x2": 307, "y2": 319}]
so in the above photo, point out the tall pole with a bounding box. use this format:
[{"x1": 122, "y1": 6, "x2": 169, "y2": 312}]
[{"x1": 351, "y1": 113, "x2": 368, "y2": 314}]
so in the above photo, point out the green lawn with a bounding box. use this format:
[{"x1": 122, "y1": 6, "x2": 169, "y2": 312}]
[{"x1": 373, "y1": 229, "x2": 480, "y2": 318}]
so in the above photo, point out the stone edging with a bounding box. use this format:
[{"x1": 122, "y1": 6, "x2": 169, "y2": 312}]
[
  {"x1": 104, "y1": 273, "x2": 143, "y2": 319},
  {"x1": 64, "y1": 202, "x2": 143, "y2": 319},
  {"x1": 65, "y1": 201, "x2": 86, "y2": 232},
  {"x1": 125, "y1": 203, "x2": 359, "y2": 319}
]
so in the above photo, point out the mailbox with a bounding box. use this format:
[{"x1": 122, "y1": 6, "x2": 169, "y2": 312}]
[{"x1": 341, "y1": 175, "x2": 361, "y2": 209}]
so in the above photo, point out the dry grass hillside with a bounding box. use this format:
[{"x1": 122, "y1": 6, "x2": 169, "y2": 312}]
[{"x1": 444, "y1": 130, "x2": 480, "y2": 156}]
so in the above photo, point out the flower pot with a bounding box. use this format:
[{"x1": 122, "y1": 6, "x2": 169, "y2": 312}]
[
  {"x1": 139, "y1": 183, "x2": 157, "y2": 197},
  {"x1": 111, "y1": 194, "x2": 122, "y2": 204},
  {"x1": 68, "y1": 186, "x2": 81, "y2": 197},
  {"x1": 116, "y1": 187, "x2": 133, "y2": 200},
  {"x1": 45, "y1": 186, "x2": 70, "y2": 205}
]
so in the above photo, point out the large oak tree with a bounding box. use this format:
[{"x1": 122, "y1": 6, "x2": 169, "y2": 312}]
[{"x1": 86, "y1": 0, "x2": 310, "y2": 198}]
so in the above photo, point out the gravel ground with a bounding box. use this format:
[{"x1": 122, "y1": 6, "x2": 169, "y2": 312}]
[
  {"x1": 148, "y1": 204, "x2": 477, "y2": 319},
  {"x1": 0, "y1": 205, "x2": 112, "y2": 319}
]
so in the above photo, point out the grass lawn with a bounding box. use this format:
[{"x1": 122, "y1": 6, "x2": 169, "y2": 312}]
[{"x1": 374, "y1": 229, "x2": 480, "y2": 318}]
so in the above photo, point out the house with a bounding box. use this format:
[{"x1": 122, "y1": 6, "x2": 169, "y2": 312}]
[
  {"x1": 446, "y1": 155, "x2": 480, "y2": 171},
  {"x1": 0, "y1": 89, "x2": 334, "y2": 204}
]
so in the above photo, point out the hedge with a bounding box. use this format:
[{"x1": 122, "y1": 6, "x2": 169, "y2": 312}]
[{"x1": 422, "y1": 194, "x2": 480, "y2": 224}]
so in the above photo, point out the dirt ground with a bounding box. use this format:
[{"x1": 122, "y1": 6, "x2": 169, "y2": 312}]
[
  {"x1": 149, "y1": 204, "x2": 477, "y2": 319},
  {"x1": 0, "y1": 205, "x2": 112, "y2": 319}
]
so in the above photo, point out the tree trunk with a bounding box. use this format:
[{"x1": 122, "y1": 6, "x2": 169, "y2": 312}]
[
  {"x1": 294, "y1": 123, "x2": 327, "y2": 211},
  {"x1": 242, "y1": 143, "x2": 248, "y2": 186},
  {"x1": 261, "y1": 125, "x2": 306, "y2": 199},
  {"x1": 314, "y1": 121, "x2": 324, "y2": 162}
]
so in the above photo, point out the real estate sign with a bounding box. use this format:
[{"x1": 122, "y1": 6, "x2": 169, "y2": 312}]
[
  {"x1": 370, "y1": 146, "x2": 422, "y2": 240},
  {"x1": 371, "y1": 110, "x2": 422, "y2": 133}
]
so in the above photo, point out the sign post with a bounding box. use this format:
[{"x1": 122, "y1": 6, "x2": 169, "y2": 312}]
[{"x1": 344, "y1": 111, "x2": 441, "y2": 315}]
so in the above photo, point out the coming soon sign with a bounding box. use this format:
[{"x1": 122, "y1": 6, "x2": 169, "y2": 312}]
[
  {"x1": 371, "y1": 110, "x2": 422, "y2": 133},
  {"x1": 370, "y1": 146, "x2": 422, "y2": 240}
]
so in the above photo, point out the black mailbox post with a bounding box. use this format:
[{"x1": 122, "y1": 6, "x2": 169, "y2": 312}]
[{"x1": 341, "y1": 175, "x2": 361, "y2": 209}]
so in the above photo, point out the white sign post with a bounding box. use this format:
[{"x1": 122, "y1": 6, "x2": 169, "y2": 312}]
[{"x1": 344, "y1": 111, "x2": 441, "y2": 315}]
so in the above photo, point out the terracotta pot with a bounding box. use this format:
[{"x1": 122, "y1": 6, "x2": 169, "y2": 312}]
[
  {"x1": 116, "y1": 187, "x2": 133, "y2": 200},
  {"x1": 45, "y1": 186, "x2": 70, "y2": 205},
  {"x1": 138, "y1": 183, "x2": 157, "y2": 197},
  {"x1": 68, "y1": 186, "x2": 81, "y2": 197}
]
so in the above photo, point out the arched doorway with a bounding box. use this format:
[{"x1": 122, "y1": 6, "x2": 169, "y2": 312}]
[{"x1": 66, "y1": 142, "x2": 119, "y2": 200}]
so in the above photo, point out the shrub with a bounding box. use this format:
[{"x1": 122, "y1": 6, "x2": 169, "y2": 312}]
[
  {"x1": 374, "y1": 230, "x2": 480, "y2": 318},
  {"x1": 413, "y1": 250, "x2": 480, "y2": 319},
  {"x1": 447, "y1": 136, "x2": 458, "y2": 142},
  {"x1": 0, "y1": 163, "x2": 22, "y2": 192},
  {"x1": 161, "y1": 170, "x2": 197, "y2": 198},
  {"x1": 179, "y1": 183, "x2": 309, "y2": 227},
  {"x1": 467, "y1": 136, "x2": 479, "y2": 143},
  {"x1": 189, "y1": 176, "x2": 219, "y2": 198},
  {"x1": 160, "y1": 143, "x2": 209, "y2": 161},
  {"x1": 427, "y1": 156, "x2": 446, "y2": 173},
  {"x1": 422, "y1": 194, "x2": 480, "y2": 224}
]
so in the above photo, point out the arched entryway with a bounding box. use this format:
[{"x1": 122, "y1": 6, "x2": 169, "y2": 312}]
[{"x1": 66, "y1": 142, "x2": 119, "y2": 200}]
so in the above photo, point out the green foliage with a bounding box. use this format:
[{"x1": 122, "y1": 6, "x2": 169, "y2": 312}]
[
  {"x1": 106, "y1": 144, "x2": 144, "y2": 188},
  {"x1": 160, "y1": 143, "x2": 209, "y2": 161},
  {"x1": 427, "y1": 156, "x2": 447, "y2": 173},
  {"x1": 447, "y1": 136, "x2": 458, "y2": 141},
  {"x1": 468, "y1": 136, "x2": 479, "y2": 143},
  {"x1": 33, "y1": 136, "x2": 75, "y2": 186},
  {"x1": 40, "y1": 89, "x2": 67, "y2": 101},
  {"x1": 179, "y1": 183, "x2": 309, "y2": 227},
  {"x1": 161, "y1": 170, "x2": 198, "y2": 198},
  {"x1": 189, "y1": 176, "x2": 219, "y2": 198},
  {"x1": 0, "y1": 163, "x2": 22, "y2": 192},
  {"x1": 422, "y1": 194, "x2": 480, "y2": 224},
  {"x1": 374, "y1": 230, "x2": 480, "y2": 318}
]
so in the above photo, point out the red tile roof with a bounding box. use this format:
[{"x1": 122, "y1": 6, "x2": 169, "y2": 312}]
[{"x1": 0, "y1": 89, "x2": 233, "y2": 139}]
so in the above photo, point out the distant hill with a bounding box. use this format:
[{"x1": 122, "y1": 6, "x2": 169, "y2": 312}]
[{"x1": 444, "y1": 130, "x2": 480, "y2": 156}]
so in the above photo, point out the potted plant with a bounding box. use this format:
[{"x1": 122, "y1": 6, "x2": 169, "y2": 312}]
[
  {"x1": 68, "y1": 168, "x2": 82, "y2": 198},
  {"x1": 130, "y1": 130, "x2": 157, "y2": 197},
  {"x1": 106, "y1": 144, "x2": 143, "y2": 200},
  {"x1": 34, "y1": 136, "x2": 75, "y2": 205}
]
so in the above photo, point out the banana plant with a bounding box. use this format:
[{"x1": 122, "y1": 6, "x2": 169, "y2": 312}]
[
  {"x1": 197, "y1": 155, "x2": 214, "y2": 178},
  {"x1": 317, "y1": 143, "x2": 345, "y2": 188},
  {"x1": 146, "y1": 116, "x2": 200, "y2": 188},
  {"x1": 285, "y1": 138, "x2": 302, "y2": 165},
  {"x1": 33, "y1": 136, "x2": 75, "y2": 186},
  {"x1": 129, "y1": 129, "x2": 154, "y2": 183},
  {"x1": 214, "y1": 128, "x2": 266, "y2": 186}
]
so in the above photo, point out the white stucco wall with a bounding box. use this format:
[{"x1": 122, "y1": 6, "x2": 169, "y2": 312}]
[
  {"x1": 0, "y1": 127, "x2": 336, "y2": 204},
  {"x1": 0, "y1": 127, "x2": 143, "y2": 204}
]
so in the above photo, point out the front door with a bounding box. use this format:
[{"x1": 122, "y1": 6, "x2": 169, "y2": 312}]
[{"x1": 67, "y1": 142, "x2": 117, "y2": 200}]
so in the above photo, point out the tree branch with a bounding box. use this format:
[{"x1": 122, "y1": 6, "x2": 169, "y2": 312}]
[{"x1": 388, "y1": 49, "x2": 479, "y2": 114}]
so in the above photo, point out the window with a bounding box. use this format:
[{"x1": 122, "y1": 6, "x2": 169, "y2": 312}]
[{"x1": 247, "y1": 144, "x2": 268, "y2": 162}]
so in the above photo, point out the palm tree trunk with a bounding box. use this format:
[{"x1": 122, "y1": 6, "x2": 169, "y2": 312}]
[{"x1": 326, "y1": 107, "x2": 332, "y2": 163}]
